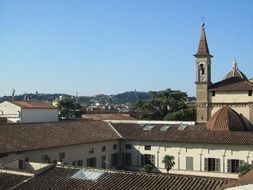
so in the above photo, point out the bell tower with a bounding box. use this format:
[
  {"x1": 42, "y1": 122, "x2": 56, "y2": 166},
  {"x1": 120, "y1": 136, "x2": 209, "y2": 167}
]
[{"x1": 194, "y1": 23, "x2": 213, "y2": 122}]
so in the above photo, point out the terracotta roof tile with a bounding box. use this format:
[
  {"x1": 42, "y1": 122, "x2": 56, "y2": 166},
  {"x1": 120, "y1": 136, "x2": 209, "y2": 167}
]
[
  {"x1": 83, "y1": 114, "x2": 137, "y2": 121},
  {"x1": 206, "y1": 106, "x2": 248, "y2": 131},
  {"x1": 209, "y1": 77, "x2": 253, "y2": 91},
  {"x1": 11, "y1": 101, "x2": 57, "y2": 109},
  {"x1": 11, "y1": 167, "x2": 231, "y2": 190},
  {"x1": 222, "y1": 169, "x2": 253, "y2": 189},
  {"x1": 112, "y1": 123, "x2": 253, "y2": 145},
  {"x1": 0, "y1": 121, "x2": 120, "y2": 154}
]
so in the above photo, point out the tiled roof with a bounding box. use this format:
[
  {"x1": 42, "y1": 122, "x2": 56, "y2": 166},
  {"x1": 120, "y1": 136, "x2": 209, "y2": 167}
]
[
  {"x1": 12, "y1": 167, "x2": 231, "y2": 190},
  {"x1": 222, "y1": 169, "x2": 253, "y2": 189},
  {"x1": 208, "y1": 77, "x2": 253, "y2": 91},
  {"x1": 0, "y1": 121, "x2": 120, "y2": 154},
  {"x1": 194, "y1": 24, "x2": 212, "y2": 58},
  {"x1": 83, "y1": 113, "x2": 137, "y2": 121},
  {"x1": 112, "y1": 123, "x2": 253, "y2": 145},
  {"x1": 11, "y1": 101, "x2": 57, "y2": 109},
  {"x1": 223, "y1": 61, "x2": 248, "y2": 81},
  {"x1": 206, "y1": 106, "x2": 247, "y2": 131},
  {"x1": 0, "y1": 172, "x2": 29, "y2": 190}
]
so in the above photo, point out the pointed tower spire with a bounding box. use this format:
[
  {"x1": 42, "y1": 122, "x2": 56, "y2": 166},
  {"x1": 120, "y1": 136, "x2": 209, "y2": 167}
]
[{"x1": 194, "y1": 23, "x2": 213, "y2": 58}]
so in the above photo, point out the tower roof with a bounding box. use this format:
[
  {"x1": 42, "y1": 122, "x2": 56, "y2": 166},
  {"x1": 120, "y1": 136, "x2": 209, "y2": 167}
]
[
  {"x1": 194, "y1": 23, "x2": 212, "y2": 58},
  {"x1": 206, "y1": 106, "x2": 247, "y2": 131},
  {"x1": 223, "y1": 59, "x2": 248, "y2": 80}
]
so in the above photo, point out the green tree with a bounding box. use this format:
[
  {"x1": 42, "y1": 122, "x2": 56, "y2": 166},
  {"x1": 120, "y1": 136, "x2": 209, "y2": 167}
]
[
  {"x1": 58, "y1": 99, "x2": 83, "y2": 119},
  {"x1": 162, "y1": 155, "x2": 175, "y2": 173},
  {"x1": 164, "y1": 108, "x2": 196, "y2": 121},
  {"x1": 140, "y1": 164, "x2": 154, "y2": 173},
  {"x1": 134, "y1": 89, "x2": 195, "y2": 120},
  {"x1": 239, "y1": 163, "x2": 253, "y2": 176}
]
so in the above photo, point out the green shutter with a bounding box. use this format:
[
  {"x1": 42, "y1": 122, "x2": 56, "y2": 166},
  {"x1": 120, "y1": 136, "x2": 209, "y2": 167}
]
[
  {"x1": 239, "y1": 160, "x2": 245, "y2": 167},
  {"x1": 215, "y1": 159, "x2": 220, "y2": 172},
  {"x1": 204, "y1": 158, "x2": 208, "y2": 171},
  {"x1": 151, "y1": 155, "x2": 155, "y2": 165},
  {"x1": 227, "y1": 159, "x2": 231, "y2": 173}
]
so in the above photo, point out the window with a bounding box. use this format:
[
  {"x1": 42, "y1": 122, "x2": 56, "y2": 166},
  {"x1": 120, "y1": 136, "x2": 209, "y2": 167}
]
[
  {"x1": 227, "y1": 159, "x2": 244, "y2": 173},
  {"x1": 141, "y1": 154, "x2": 155, "y2": 166},
  {"x1": 89, "y1": 147, "x2": 94, "y2": 154},
  {"x1": 77, "y1": 160, "x2": 83, "y2": 166},
  {"x1": 145, "y1": 145, "x2": 151, "y2": 150},
  {"x1": 249, "y1": 91, "x2": 252, "y2": 96},
  {"x1": 73, "y1": 160, "x2": 83, "y2": 166},
  {"x1": 113, "y1": 144, "x2": 117, "y2": 150},
  {"x1": 101, "y1": 155, "x2": 106, "y2": 169},
  {"x1": 101, "y1": 146, "x2": 106, "y2": 152},
  {"x1": 186, "y1": 157, "x2": 193, "y2": 170},
  {"x1": 41, "y1": 154, "x2": 50, "y2": 163},
  {"x1": 59, "y1": 152, "x2": 65, "y2": 161},
  {"x1": 212, "y1": 91, "x2": 215, "y2": 96},
  {"x1": 87, "y1": 157, "x2": 96, "y2": 167},
  {"x1": 204, "y1": 158, "x2": 220, "y2": 172},
  {"x1": 199, "y1": 64, "x2": 205, "y2": 75},
  {"x1": 125, "y1": 144, "x2": 132, "y2": 150},
  {"x1": 122, "y1": 153, "x2": 132, "y2": 166},
  {"x1": 111, "y1": 153, "x2": 119, "y2": 167}
]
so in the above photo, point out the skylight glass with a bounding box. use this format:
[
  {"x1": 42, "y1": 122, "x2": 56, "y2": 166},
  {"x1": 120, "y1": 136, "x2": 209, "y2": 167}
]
[
  {"x1": 71, "y1": 169, "x2": 105, "y2": 181},
  {"x1": 143, "y1": 125, "x2": 155, "y2": 131},
  {"x1": 178, "y1": 123, "x2": 188, "y2": 131},
  {"x1": 160, "y1": 125, "x2": 171, "y2": 131}
]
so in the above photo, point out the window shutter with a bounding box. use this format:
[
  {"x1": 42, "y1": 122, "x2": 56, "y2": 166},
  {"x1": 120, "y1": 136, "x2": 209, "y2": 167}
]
[
  {"x1": 215, "y1": 159, "x2": 220, "y2": 172},
  {"x1": 151, "y1": 155, "x2": 155, "y2": 165},
  {"x1": 239, "y1": 160, "x2": 245, "y2": 167},
  {"x1": 204, "y1": 158, "x2": 208, "y2": 171},
  {"x1": 227, "y1": 159, "x2": 231, "y2": 173},
  {"x1": 186, "y1": 157, "x2": 193, "y2": 170},
  {"x1": 141, "y1": 155, "x2": 144, "y2": 166}
]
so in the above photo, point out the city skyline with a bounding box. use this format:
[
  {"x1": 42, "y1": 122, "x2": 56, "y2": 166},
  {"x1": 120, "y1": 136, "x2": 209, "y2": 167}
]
[{"x1": 1, "y1": 0, "x2": 253, "y2": 97}]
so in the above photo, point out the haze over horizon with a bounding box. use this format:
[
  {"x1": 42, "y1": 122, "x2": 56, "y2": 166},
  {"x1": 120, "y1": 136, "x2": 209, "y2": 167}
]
[{"x1": 1, "y1": 0, "x2": 253, "y2": 97}]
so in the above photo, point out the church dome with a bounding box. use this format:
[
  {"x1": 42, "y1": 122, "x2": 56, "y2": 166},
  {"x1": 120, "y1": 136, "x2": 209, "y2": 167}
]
[
  {"x1": 223, "y1": 60, "x2": 248, "y2": 80},
  {"x1": 206, "y1": 106, "x2": 247, "y2": 131}
]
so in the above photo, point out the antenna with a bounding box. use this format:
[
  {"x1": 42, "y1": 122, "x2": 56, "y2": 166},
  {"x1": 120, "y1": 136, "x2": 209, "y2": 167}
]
[
  {"x1": 24, "y1": 92, "x2": 27, "y2": 101},
  {"x1": 12, "y1": 88, "x2": 15, "y2": 101},
  {"x1": 76, "y1": 92, "x2": 79, "y2": 103}
]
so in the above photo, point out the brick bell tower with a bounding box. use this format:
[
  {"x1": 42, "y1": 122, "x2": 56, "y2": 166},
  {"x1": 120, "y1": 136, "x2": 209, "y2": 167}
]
[{"x1": 194, "y1": 23, "x2": 213, "y2": 123}]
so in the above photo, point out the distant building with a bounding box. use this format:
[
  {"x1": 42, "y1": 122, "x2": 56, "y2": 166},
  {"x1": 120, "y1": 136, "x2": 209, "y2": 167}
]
[
  {"x1": 0, "y1": 101, "x2": 58, "y2": 123},
  {"x1": 195, "y1": 23, "x2": 253, "y2": 128}
]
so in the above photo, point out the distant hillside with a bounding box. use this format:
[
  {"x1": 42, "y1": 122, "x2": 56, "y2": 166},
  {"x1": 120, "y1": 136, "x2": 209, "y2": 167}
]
[{"x1": 0, "y1": 91, "x2": 151, "y2": 105}]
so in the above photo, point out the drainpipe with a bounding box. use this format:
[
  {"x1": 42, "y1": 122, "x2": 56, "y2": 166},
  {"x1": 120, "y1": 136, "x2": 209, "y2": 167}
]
[
  {"x1": 157, "y1": 145, "x2": 161, "y2": 169},
  {"x1": 178, "y1": 148, "x2": 181, "y2": 170},
  {"x1": 200, "y1": 148, "x2": 203, "y2": 171},
  {"x1": 223, "y1": 149, "x2": 227, "y2": 173}
]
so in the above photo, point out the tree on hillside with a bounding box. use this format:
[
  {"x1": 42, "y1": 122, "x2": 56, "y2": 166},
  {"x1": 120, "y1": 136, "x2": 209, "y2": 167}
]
[
  {"x1": 162, "y1": 155, "x2": 175, "y2": 173},
  {"x1": 134, "y1": 89, "x2": 195, "y2": 120}
]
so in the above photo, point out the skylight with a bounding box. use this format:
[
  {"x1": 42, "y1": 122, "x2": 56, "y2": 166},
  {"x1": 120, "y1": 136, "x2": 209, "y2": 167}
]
[
  {"x1": 160, "y1": 125, "x2": 171, "y2": 131},
  {"x1": 143, "y1": 125, "x2": 155, "y2": 131},
  {"x1": 178, "y1": 123, "x2": 188, "y2": 131},
  {"x1": 71, "y1": 169, "x2": 105, "y2": 182}
]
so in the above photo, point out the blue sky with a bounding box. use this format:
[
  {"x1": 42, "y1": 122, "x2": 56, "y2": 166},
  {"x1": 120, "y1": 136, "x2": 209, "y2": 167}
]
[{"x1": 1, "y1": 0, "x2": 253, "y2": 97}]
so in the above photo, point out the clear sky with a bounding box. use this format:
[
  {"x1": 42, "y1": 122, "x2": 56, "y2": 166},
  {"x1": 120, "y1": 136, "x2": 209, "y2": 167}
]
[{"x1": 1, "y1": 0, "x2": 253, "y2": 97}]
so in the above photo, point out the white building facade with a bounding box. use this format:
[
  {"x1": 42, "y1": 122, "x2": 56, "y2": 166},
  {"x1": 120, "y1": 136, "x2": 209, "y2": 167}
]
[{"x1": 0, "y1": 101, "x2": 58, "y2": 123}]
